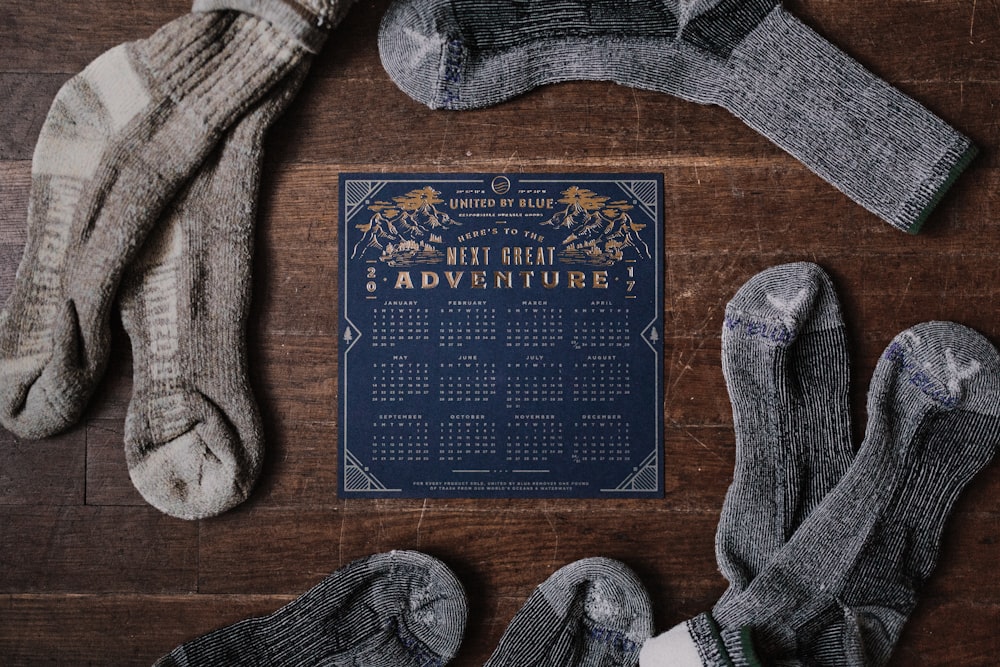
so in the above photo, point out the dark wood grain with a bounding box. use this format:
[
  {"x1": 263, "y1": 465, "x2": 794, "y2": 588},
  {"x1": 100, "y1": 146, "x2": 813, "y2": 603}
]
[{"x1": 2, "y1": 0, "x2": 999, "y2": 665}]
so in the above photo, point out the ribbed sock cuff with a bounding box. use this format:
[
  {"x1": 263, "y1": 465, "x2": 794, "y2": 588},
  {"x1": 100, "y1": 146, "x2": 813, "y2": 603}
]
[
  {"x1": 720, "y1": 6, "x2": 976, "y2": 233},
  {"x1": 136, "y1": 12, "x2": 303, "y2": 129},
  {"x1": 685, "y1": 613, "x2": 766, "y2": 667},
  {"x1": 192, "y1": 0, "x2": 354, "y2": 52},
  {"x1": 687, "y1": 613, "x2": 735, "y2": 667}
]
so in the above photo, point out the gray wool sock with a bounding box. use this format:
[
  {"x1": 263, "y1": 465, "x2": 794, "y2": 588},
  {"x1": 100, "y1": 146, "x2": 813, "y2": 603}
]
[
  {"x1": 714, "y1": 262, "x2": 853, "y2": 609},
  {"x1": 116, "y1": 58, "x2": 312, "y2": 520},
  {"x1": 378, "y1": 0, "x2": 977, "y2": 232},
  {"x1": 485, "y1": 557, "x2": 654, "y2": 667},
  {"x1": 155, "y1": 550, "x2": 468, "y2": 666},
  {"x1": 641, "y1": 321, "x2": 1000, "y2": 667},
  {"x1": 0, "y1": 1, "x2": 351, "y2": 440}
]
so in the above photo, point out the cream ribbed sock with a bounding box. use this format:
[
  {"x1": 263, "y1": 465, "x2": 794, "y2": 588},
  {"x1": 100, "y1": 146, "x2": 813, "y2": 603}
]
[
  {"x1": 117, "y1": 59, "x2": 311, "y2": 520},
  {"x1": 0, "y1": 8, "x2": 312, "y2": 438}
]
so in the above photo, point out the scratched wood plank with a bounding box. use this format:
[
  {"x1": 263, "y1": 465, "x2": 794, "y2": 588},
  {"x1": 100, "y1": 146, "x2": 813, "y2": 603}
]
[
  {"x1": 0, "y1": 594, "x2": 290, "y2": 666},
  {"x1": 0, "y1": 426, "x2": 86, "y2": 505},
  {"x1": 0, "y1": 1, "x2": 191, "y2": 73},
  {"x1": 0, "y1": 506, "x2": 198, "y2": 593}
]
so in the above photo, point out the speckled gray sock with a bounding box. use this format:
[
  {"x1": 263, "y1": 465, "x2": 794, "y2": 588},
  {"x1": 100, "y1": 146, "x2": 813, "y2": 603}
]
[
  {"x1": 155, "y1": 551, "x2": 468, "y2": 667},
  {"x1": 379, "y1": 0, "x2": 976, "y2": 232},
  {"x1": 642, "y1": 321, "x2": 1000, "y2": 667},
  {"x1": 485, "y1": 557, "x2": 654, "y2": 667},
  {"x1": 714, "y1": 262, "x2": 853, "y2": 610}
]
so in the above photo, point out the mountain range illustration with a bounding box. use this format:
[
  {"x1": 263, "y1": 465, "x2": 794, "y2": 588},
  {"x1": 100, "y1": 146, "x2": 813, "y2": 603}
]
[
  {"x1": 352, "y1": 186, "x2": 458, "y2": 264},
  {"x1": 353, "y1": 185, "x2": 650, "y2": 268},
  {"x1": 543, "y1": 187, "x2": 652, "y2": 265}
]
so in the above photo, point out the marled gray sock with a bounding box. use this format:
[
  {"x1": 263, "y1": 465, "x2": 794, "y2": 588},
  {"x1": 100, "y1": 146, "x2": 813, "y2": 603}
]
[
  {"x1": 714, "y1": 262, "x2": 853, "y2": 609},
  {"x1": 155, "y1": 550, "x2": 468, "y2": 666},
  {"x1": 0, "y1": 6, "x2": 323, "y2": 440},
  {"x1": 485, "y1": 557, "x2": 654, "y2": 667},
  {"x1": 378, "y1": 0, "x2": 976, "y2": 232},
  {"x1": 643, "y1": 321, "x2": 1000, "y2": 666}
]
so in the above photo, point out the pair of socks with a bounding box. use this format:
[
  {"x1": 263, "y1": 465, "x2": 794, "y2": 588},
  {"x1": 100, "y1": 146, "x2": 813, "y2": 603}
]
[
  {"x1": 156, "y1": 551, "x2": 654, "y2": 666},
  {"x1": 0, "y1": 0, "x2": 355, "y2": 519},
  {"x1": 377, "y1": 0, "x2": 977, "y2": 233},
  {"x1": 640, "y1": 263, "x2": 1000, "y2": 665}
]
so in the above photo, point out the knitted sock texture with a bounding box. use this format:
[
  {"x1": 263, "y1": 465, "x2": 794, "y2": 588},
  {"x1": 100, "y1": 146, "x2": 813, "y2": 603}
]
[
  {"x1": 714, "y1": 262, "x2": 853, "y2": 608},
  {"x1": 707, "y1": 321, "x2": 1000, "y2": 665},
  {"x1": 484, "y1": 557, "x2": 654, "y2": 667},
  {"x1": 378, "y1": 0, "x2": 976, "y2": 232},
  {"x1": 155, "y1": 550, "x2": 468, "y2": 666},
  {"x1": 116, "y1": 56, "x2": 311, "y2": 520},
  {"x1": 192, "y1": 0, "x2": 358, "y2": 52},
  {"x1": 0, "y1": 10, "x2": 308, "y2": 439}
]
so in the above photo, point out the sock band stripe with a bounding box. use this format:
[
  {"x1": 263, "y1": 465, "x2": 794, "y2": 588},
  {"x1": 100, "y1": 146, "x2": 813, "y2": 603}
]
[
  {"x1": 683, "y1": 0, "x2": 778, "y2": 58},
  {"x1": 81, "y1": 44, "x2": 152, "y2": 132}
]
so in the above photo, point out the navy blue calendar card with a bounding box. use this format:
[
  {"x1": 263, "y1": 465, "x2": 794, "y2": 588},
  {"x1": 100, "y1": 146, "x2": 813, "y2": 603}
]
[{"x1": 339, "y1": 173, "x2": 663, "y2": 498}]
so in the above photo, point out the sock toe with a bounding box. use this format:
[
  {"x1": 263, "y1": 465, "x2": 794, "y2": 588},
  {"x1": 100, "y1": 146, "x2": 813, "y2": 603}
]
[
  {"x1": 126, "y1": 391, "x2": 262, "y2": 520},
  {"x1": 128, "y1": 429, "x2": 254, "y2": 520},
  {"x1": 725, "y1": 262, "x2": 843, "y2": 343},
  {"x1": 0, "y1": 299, "x2": 97, "y2": 438},
  {"x1": 547, "y1": 557, "x2": 654, "y2": 643},
  {"x1": 388, "y1": 550, "x2": 469, "y2": 663},
  {"x1": 378, "y1": 0, "x2": 457, "y2": 109},
  {"x1": 0, "y1": 368, "x2": 80, "y2": 439},
  {"x1": 884, "y1": 321, "x2": 1000, "y2": 416},
  {"x1": 486, "y1": 557, "x2": 653, "y2": 665}
]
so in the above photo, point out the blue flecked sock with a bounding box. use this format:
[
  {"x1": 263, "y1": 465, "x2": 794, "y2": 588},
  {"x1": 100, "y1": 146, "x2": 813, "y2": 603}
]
[
  {"x1": 643, "y1": 321, "x2": 1000, "y2": 666},
  {"x1": 714, "y1": 262, "x2": 854, "y2": 610}
]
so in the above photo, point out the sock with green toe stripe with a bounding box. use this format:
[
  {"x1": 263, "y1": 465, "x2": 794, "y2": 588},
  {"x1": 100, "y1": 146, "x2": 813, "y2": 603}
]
[
  {"x1": 378, "y1": 0, "x2": 976, "y2": 232},
  {"x1": 642, "y1": 321, "x2": 1000, "y2": 666}
]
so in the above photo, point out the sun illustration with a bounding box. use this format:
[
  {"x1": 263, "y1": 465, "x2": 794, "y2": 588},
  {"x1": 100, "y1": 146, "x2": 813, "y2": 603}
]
[
  {"x1": 393, "y1": 186, "x2": 445, "y2": 211},
  {"x1": 558, "y1": 186, "x2": 610, "y2": 211}
]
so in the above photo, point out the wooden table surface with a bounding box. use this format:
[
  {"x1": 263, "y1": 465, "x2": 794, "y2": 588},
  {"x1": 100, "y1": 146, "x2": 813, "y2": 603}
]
[{"x1": 2, "y1": 1, "x2": 999, "y2": 665}]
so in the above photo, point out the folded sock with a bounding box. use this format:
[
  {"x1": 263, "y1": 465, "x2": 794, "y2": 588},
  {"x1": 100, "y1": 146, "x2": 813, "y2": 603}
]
[
  {"x1": 642, "y1": 321, "x2": 1000, "y2": 666},
  {"x1": 378, "y1": 0, "x2": 976, "y2": 232},
  {"x1": 714, "y1": 262, "x2": 853, "y2": 609},
  {"x1": 155, "y1": 550, "x2": 468, "y2": 666},
  {"x1": 0, "y1": 7, "x2": 315, "y2": 439},
  {"x1": 485, "y1": 557, "x2": 654, "y2": 667}
]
